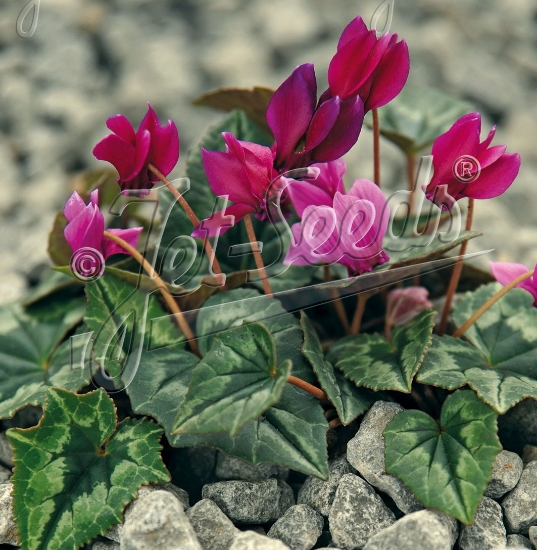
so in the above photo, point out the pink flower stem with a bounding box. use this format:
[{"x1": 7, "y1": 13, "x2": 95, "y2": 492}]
[
  {"x1": 350, "y1": 294, "x2": 368, "y2": 334},
  {"x1": 103, "y1": 230, "x2": 200, "y2": 357},
  {"x1": 437, "y1": 198, "x2": 475, "y2": 335},
  {"x1": 243, "y1": 214, "x2": 273, "y2": 296},
  {"x1": 148, "y1": 164, "x2": 223, "y2": 279},
  {"x1": 372, "y1": 108, "x2": 381, "y2": 187},
  {"x1": 453, "y1": 269, "x2": 534, "y2": 338},
  {"x1": 287, "y1": 375, "x2": 328, "y2": 401},
  {"x1": 324, "y1": 265, "x2": 350, "y2": 333}
]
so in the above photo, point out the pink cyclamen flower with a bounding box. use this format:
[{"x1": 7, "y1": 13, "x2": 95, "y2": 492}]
[
  {"x1": 64, "y1": 190, "x2": 142, "y2": 259},
  {"x1": 326, "y1": 16, "x2": 410, "y2": 112},
  {"x1": 424, "y1": 113, "x2": 521, "y2": 210},
  {"x1": 490, "y1": 261, "x2": 537, "y2": 306},
  {"x1": 267, "y1": 63, "x2": 364, "y2": 171},
  {"x1": 284, "y1": 179, "x2": 390, "y2": 275},
  {"x1": 93, "y1": 103, "x2": 179, "y2": 196},
  {"x1": 386, "y1": 287, "x2": 433, "y2": 327},
  {"x1": 192, "y1": 133, "x2": 279, "y2": 238}
]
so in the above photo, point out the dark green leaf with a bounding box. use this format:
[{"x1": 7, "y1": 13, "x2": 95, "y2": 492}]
[
  {"x1": 172, "y1": 323, "x2": 291, "y2": 437},
  {"x1": 7, "y1": 388, "x2": 169, "y2": 550},
  {"x1": 371, "y1": 87, "x2": 474, "y2": 154},
  {"x1": 327, "y1": 310, "x2": 435, "y2": 393},
  {"x1": 0, "y1": 299, "x2": 88, "y2": 418},
  {"x1": 417, "y1": 283, "x2": 537, "y2": 413},
  {"x1": 301, "y1": 313, "x2": 377, "y2": 424},
  {"x1": 384, "y1": 389, "x2": 501, "y2": 524}
]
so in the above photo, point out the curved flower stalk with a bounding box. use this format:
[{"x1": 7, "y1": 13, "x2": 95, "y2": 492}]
[
  {"x1": 326, "y1": 16, "x2": 410, "y2": 112},
  {"x1": 64, "y1": 190, "x2": 142, "y2": 259},
  {"x1": 490, "y1": 261, "x2": 537, "y2": 305},
  {"x1": 424, "y1": 113, "x2": 521, "y2": 210},
  {"x1": 284, "y1": 179, "x2": 390, "y2": 275},
  {"x1": 93, "y1": 103, "x2": 179, "y2": 196}
]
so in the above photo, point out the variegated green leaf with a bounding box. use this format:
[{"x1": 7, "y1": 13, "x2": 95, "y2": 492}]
[
  {"x1": 417, "y1": 284, "x2": 537, "y2": 413},
  {"x1": 300, "y1": 313, "x2": 377, "y2": 425},
  {"x1": 172, "y1": 323, "x2": 291, "y2": 437},
  {"x1": 7, "y1": 387, "x2": 169, "y2": 550},
  {"x1": 327, "y1": 310, "x2": 435, "y2": 393},
  {"x1": 384, "y1": 389, "x2": 501, "y2": 524}
]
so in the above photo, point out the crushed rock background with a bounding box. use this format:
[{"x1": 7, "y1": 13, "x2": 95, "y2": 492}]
[{"x1": 0, "y1": 0, "x2": 536, "y2": 305}]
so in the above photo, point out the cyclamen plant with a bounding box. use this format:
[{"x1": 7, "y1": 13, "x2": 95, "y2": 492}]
[{"x1": 0, "y1": 12, "x2": 530, "y2": 550}]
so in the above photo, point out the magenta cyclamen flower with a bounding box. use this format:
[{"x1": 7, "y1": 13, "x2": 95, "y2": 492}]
[
  {"x1": 386, "y1": 287, "x2": 433, "y2": 327},
  {"x1": 64, "y1": 190, "x2": 142, "y2": 259},
  {"x1": 267, "y1": 64, "x2": 364, "y2": 171},
  {"x1": 490, "y1": 261, "x2": 537, "y2": 306},
  {"x1": 326, "y1": 16, "x2": 410, "y2": 112},
  {"x1": 424, "y1": 113, "x2": 521, "y2": 210},
  {"x1": 284, "y1": 179, "x2": 390, "y2": 275},
  {"x1": 192, "y1": 133, "x2": 278, "y2": 238},
  {"x1": 93, "y1": 103, "x2": 179, "y2": 196}
]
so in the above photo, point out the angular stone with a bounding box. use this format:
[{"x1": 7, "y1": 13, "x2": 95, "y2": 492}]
[
  {"x1": 230, "y1": 530, "x2": 290, "y2": 549},
  {"x1": 0, "y1": 433, "x2": 13, "y2": 467},
  {"x1": 0, "y1": 465, "x2": 10, "y2": 484},
  {"x1": 329, "y1": 474, "x2": 395, "y2": 549},
  {"x1": 106, "y1": 483, "x2": 189, "y2": 542},
  {"x1": 485, "y1": 451, "x2": 523, "y2": 500},
  {"x1": 0, "y1": 482, "x2": 18, "y2": 546},
  {"x1": 506, "y1": 533, "x2": 532, "y2": 548},
  {"x1": 186, "y1": 499, "x2": 237, "y2": 550},
  {"x1": 120, "y1": 491, "x2": 201, "y2": 550},
  {"x1": 297, "y1": 456, "x2": 354, "y2": 517},
  {"x1": 215, "y1": 453, "x2": 289, "y2": 482},
  {"x1": 362, "y1": 509, "x2": 458, "y2": 550},
  {"x1": 267, "y1": 505, "x2": 323, "y2": 550},
  {"x1": 502, "y1": 461, "x2": 537, "y2": 534},
  {"x1": 346, "y1": 401, "x2": 423, "y2": 513},
  {"x1": 202, "y1": 479, "x2": 294, "y2": 525},
  {"x1": 93, "y1": 541, "x2": 120, "y2": 549},
  {"x1": 459, "y1": 497, "x2": 506, "y2": 550},
  {"x1": 528, "y1": 526, "x2": 537, "y2": 547}
]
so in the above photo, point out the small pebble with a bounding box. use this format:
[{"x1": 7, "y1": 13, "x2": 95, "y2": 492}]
[
  {"x1": 485, "y1": 451, "x2": 523, "y2": 500},
  {"x1": 506, "y1": 533, "x2": 532, "y2": 548},
  {"x1": 215, "y1": 453, "x2": 288, "y2": 482},
  {"x1": 267, "y1": 504, "x2": 323, "y2": 550},
  {"x1": 297, "y1": 456, "x2": 355, "y2": 517},
  {"x1": 528, "y1": 526, "x2": 537, "y2": 547},
  {"x1": 362, "y1": 509, "x2": 458, "y2": 550},
  {"x1": 186, "y1": 499, "x2": 237, "y2": 550},
  {"x1": 502, "y1": 461, "x2": 537, "y2": 534},
  {"x1": 92, "y1": 541, "x2": 120, "y2": 550},
  {"x1": 329, "y1": 473, "x2": 395, "y2": 549},
  {"x1": 459, "y1": 497, "x2": 506, "y2": 550},
  {"x1": 0, "y1": 482, "x2": 18, "y2": 546},
  {"x1": 202, "y1": 479, "x2": 294, "y2": 525},
  {"x1": 121, "y1": 491, "x2": 201, "y2": 550},
  {"x1": 0, "y1": 433, "x2": 13, "y2": 467},
  {"x1": 230, "y1": 530, "x2": 290, "y2": 550}
]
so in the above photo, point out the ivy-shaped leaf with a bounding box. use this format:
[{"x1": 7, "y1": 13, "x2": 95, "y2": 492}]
[
  {"x1": 300, "y1": 313, "x2": 377, "y2": 425},
  {"x1": 371, "y1": 87, "x2": 474, "y2": 154},
  {"x1": 84, "y1": 272, "x2": 180, "y2": 385},
  {"x1": 7, "y1": 387, "x2": 169, "y2": 550},
  {"x1": 327, "y1": 310, "x2": 435, "y2": 393},
  {"x1": 417, "y1": 284, "x2": 537, "y2": 413},
  {"x1": 0, "y1": 298, "x2": 89, "y2": 419},
  {"x1": 172, "y1": 323, "x2": 291, "y2": 437},
  {"x1": 384, "y1": 389, "x2": 501, "y2": 524}
]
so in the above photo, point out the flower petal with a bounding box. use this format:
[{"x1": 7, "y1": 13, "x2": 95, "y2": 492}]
[
  {"x1": 63, "y1": 191, "x2": 88, "y2": 223},
  {"x1": 102, "y1": 227, "x2": 143, "y2": 259},
  {"x1": 304, "y1": 96, "x2": 341, "y2": 151},
  {"x1": 106, "y1": 114, "x2": 136, "y2": 144},
  {"x1": 192, "y1": 203, "x2": 256, "y2": 238},
  {"x1": 464, "y1": 153, "x2": 521, "y2": 199},
  {"x1": 93, "y1": 134, "x2": 137, "y2": 181},
  {"x1": 337, "y1": 16, "x2": 370, "y2": 49},
  {"x1": 64, "y1": 204, "x2": 104, "y2": 253},
  {"x1": 148, "y1": 119, "x2": 180, "y2": 178}
]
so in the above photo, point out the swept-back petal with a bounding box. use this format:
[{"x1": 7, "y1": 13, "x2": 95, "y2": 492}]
[
  {"x1": 148, "y1": 119, "x2": 180, "y2": 178},
  {"x1": 337, "y1": 16, "x2": 370, "y2": 49},
  {"x1": 464, "y1": 152, "x2": 521, "y2": 199},
  {"x1": 106, "y1": 114, "x2": 136, "y2": 144},
  {"x1": 63, "y1": 191, "x2": 87, "y2": 222},
  {"x1": 192, "y1": 203, "x2": 256, "y2": 238},
  {"x1": 93, "y1": 134, "x2": 136, "y2": 181},
  {"x1": 304, "y1": 96, "x2": 341, "y2": 151},
  {"x1": 102, "y1": 227, "x2": 143, "y2": 259},
  {"x1": 64, "y1": 204, "x2": 104, "y2": 253}
]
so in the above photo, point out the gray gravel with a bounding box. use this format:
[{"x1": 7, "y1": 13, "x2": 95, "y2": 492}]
[
  {"x1": 458, "y1": 497, "x2": 507, "y2": 550},
  {"x1": 201, "y1": 479, "x2": 295, "y2": 525},
  {"x1": 346, "y1": 401, "x2": 423, "y2": 514},
  {"x1": 528, "y1": 527, "x2": 537, "y2": 548},
  {"x1": 1, "y1": 0, "x2": 536, "y2": 304},
  {"x1": 0, "y1": 433, "x2": 13, "y2": 468},
  {"x1": 215, "y1": 454, "x2": 289, "y2": 482},
  {"x1": 267, "y1": 505, "x2": 323, "y2": 550},
  {"x1": 93, "y1": 542, "x2": 120, "y2": 550},
  {"x1": 120, "y1": 490, "x2": 201, "y2": 550},
  {"x1": 485, "y1": 451, "x2": 524, "y2": 500},
  {"x1": 362, "y1": 509, "x2": 458, "y2": 550},
  {"x1": 297, "y1": 456, "x2": 355, "y2": 517},
  {"x1": 186, "y1": 499, "x2": 238, "y2": 550},
  {"x1": 506, "y1": 534, "x2": 532, "y2": 548},
  {"x1": 329, "y1": 473, "x2": 395, "y2": 549},
  {"x1": 0, "y1": 482, "x2": 18, "y2": 546},
  {"x1": 230, "y1": 531, "x2": 290, "y2": 550},
  {"x1": 502, "y1": 461, "x2": 537, "y2": 534}
]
